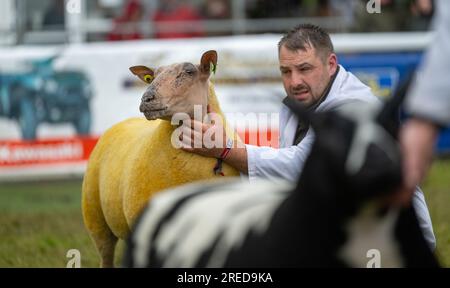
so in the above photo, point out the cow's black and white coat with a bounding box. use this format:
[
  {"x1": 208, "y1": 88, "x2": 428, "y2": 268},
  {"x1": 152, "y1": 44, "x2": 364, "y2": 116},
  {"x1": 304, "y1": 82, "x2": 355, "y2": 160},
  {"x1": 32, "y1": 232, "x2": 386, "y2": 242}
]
[{"x1": 123, "y1": 83, "x2": 440, "y2": 268}]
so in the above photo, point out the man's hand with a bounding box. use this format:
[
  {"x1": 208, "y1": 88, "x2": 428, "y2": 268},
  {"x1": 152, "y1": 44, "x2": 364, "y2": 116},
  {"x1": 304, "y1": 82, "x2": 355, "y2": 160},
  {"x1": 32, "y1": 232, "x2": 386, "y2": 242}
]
[
  {"x1": 177, "y1": 105, "x2": 249, "y2": 174},
  {"x1": 179, "y1": 118, "x2": 228, "y2": 158},
  {"x1": 394, "y1": 118, "x2": 439, "y2": 206}
]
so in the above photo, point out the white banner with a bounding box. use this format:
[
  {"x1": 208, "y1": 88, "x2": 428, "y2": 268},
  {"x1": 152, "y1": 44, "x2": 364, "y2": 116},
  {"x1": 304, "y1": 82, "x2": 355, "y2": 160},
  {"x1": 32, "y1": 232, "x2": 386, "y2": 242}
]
[
  {"x1": 0, "y1": 33, "x2": 431, "y2": 179},
  {"x1": 0, "y1": 35, "x2": 288, "y2": 141}
]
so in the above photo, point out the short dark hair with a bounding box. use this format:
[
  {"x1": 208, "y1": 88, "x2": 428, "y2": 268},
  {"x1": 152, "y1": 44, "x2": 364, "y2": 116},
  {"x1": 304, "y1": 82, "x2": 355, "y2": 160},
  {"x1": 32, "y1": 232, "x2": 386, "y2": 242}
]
[{"x1": 278, "y1": 24, "x2": 334, "y2": 62}]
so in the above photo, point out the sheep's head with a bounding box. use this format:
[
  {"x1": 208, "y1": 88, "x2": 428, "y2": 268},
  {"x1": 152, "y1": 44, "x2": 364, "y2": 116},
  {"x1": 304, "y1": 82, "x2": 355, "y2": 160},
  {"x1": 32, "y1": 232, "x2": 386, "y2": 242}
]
[{"x1": 130, "y1": 50, "x2": 218, "y2": 120}]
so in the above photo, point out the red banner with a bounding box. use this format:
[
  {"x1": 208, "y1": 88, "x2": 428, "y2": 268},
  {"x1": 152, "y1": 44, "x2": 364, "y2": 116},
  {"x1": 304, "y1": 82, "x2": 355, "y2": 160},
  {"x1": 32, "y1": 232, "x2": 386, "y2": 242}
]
[
  {"x1": 0, "y1": 137, "x2": 98, "y2": 167},
  {"x1": 237, "y1": 129, "x2": 279, "y2": 148},
  {"x1": 0, "y1": 129, "x2": 278, "y2": 168}
]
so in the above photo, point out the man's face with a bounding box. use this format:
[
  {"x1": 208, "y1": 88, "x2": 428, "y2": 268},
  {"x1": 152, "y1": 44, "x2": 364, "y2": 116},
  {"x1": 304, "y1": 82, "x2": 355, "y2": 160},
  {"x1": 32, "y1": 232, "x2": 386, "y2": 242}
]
[{"x1": 279, "y1": 44, "x2": 337, "y2": 107}]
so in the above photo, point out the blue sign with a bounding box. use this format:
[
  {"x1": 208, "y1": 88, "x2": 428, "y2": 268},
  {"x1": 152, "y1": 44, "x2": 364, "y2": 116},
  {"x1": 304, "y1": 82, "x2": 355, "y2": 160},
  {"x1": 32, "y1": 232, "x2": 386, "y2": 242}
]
[{"x1": 338, "y1": 52, "x2": 450, "y2": 155}]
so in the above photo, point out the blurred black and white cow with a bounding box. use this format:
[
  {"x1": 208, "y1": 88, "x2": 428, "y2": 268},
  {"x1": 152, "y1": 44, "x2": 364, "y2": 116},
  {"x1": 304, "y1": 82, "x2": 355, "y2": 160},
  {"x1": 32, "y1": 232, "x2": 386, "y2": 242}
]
[{"x1": 123, "y1": 79, "x2": 440, "y2": 268}]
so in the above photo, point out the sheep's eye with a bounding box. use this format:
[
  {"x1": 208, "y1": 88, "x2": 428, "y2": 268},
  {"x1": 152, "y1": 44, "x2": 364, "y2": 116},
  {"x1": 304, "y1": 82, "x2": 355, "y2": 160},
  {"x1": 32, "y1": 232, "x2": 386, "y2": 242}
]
[{"x1": 185, "y1": 69, "x2": 196, "y2": 76}]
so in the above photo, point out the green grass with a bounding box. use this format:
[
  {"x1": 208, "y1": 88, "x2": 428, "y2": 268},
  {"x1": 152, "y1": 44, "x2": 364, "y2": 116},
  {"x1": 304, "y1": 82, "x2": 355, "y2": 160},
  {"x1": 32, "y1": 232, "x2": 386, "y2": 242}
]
[
  {"x1": 421, "y1": 159, "x2": 450, "y2": 266},
  {"x1": 0, "y1": 180, "x2": 124, "y2": 268},
  {"x1": 0, "y1": 160, "x2": 449, "y2": 268}
]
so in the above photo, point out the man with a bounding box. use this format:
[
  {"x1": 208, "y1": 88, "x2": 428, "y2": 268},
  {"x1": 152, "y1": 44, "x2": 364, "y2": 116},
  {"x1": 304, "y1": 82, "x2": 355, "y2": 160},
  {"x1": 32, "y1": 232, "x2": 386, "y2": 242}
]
[
  {"x1": 180, "y1": 24, "x2": 436, "y2": 248},
  {"x1": 398, "y1": 0, "x2": 450, "y2": 205}
]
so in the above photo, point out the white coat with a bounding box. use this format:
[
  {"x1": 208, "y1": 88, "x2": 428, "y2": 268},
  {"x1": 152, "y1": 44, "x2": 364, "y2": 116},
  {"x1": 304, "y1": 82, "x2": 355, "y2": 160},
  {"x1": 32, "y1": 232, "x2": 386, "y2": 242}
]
[
  {"x1": 246, "y1": 65, "x2": 378, "y2": 180},
  {"x1": 245, "y1": 64, "x2": 436, "y2": 249}
]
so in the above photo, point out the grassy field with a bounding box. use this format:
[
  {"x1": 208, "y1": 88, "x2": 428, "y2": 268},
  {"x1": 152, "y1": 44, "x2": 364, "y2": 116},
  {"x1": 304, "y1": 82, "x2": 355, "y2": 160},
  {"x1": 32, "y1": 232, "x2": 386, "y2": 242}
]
[
  {"x1": 0, "y1": 160, "x2": 449, "y2": 268},
  {"x1": 0, "y1": 180, "x2": 125, "y2": 268},
  {"x1": 421, "y1": 159, "x2": 450, "y2": 266}
]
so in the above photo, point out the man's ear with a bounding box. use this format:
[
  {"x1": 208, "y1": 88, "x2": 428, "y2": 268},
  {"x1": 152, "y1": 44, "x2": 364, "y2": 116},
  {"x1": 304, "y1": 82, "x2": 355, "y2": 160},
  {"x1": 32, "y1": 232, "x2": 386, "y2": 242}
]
[
  {"x1": 328, "y1": 53, "x2": 337, "y2": 76},
  {"x1": 129, "y1": 66, "x2": 155, "y2": 84},
  {"x1": 199, "y1": 50, "x2": 218, "y2": 79}
]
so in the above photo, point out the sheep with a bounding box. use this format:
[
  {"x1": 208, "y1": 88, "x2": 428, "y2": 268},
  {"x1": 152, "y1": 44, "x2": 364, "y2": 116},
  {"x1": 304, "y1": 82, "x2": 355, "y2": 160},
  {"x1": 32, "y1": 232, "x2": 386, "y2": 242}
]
[
  {"x1": 123, "y1": 78, "x2": 440, "y2": 268},
  {"x1": 82, "y1": 50, "x2": 240, "y2": 268}
]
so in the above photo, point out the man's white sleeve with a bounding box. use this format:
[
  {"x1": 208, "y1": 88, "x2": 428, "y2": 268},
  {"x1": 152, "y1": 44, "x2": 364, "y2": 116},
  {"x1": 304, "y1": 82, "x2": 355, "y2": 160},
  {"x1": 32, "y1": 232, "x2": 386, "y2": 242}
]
[
  {"x1": 412, "y1": 186, "x2": 436, "y2": 251},
  {"x1": 406, "y1": 0, "x2": 450, "y2": 126},
  {"x1": 246, "y1": 129, "x2": 315, "y2": 182}
]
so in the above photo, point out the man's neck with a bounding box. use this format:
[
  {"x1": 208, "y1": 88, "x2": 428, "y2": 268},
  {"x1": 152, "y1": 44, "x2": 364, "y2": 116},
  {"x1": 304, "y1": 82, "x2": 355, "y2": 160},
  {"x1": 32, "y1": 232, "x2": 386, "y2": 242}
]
[{"x1": 308, "y1": 65, "x2": 340, "y2": 111}]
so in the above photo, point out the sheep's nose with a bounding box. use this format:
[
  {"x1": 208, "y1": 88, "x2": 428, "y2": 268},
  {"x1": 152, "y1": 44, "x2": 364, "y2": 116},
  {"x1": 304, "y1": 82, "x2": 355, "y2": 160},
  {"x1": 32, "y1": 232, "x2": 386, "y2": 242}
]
[{"x1": 140, "y1": 92, "x2": 156, "y2": 112}]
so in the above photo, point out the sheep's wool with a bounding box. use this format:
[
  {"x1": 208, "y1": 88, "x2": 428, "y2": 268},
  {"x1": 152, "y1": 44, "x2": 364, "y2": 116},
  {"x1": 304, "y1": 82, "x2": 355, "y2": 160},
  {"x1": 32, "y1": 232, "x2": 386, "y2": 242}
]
[{"x1": 82, "y1": 82, "x2": 240, "y2": 264}]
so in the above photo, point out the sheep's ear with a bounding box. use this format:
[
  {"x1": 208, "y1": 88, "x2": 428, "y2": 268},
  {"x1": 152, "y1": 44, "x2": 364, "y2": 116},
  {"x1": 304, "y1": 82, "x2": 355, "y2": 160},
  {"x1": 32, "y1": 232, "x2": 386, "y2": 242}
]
[
  {"x1": 199, "y1": 50, "x2": 218, "y2": 78},
  {"x1": 129, "y1": 66, "x2": 155, "y2": 84}
]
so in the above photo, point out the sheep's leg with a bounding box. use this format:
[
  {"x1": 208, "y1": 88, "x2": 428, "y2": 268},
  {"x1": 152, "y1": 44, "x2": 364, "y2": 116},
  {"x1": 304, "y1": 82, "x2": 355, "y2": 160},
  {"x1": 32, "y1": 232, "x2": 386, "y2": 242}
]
[
  {"x1": 84, "y1": 197, "x2": 119, "y2": 268},
  {"x1": 94, "y1": 231, "x2": 118, "y2": 268},
  {"x1": 82, "y1": 167, "x2": 118, "y2": 268},
  {"x1": 84, "y1": 208, "x2": 119, "y2": 267},
  {"x1": 83, "y1": 197, "x2": 119, "y2": 267}
]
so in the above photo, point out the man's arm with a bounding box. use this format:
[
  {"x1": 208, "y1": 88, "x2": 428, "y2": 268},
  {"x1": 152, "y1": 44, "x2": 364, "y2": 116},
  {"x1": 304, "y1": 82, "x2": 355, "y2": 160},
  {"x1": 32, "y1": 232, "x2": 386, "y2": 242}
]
[
  {"x1": 179, "y1": 119, "x2": 314, "y2": 181},
  {"x1": 396, "y1": 119, "x2": 440, "y2": 205},
  {"x1": 178, "y1": 119, "x2": 249, "y2": 173},
  {"x1": 222, "y1": 145, "x2": 248, "y2": 174},
  {"x1": 396, "y1": 0, "x2": 450, "y2": 205},
  {"x1": 245, "y1": 132, "x2": 314, "y2": 181}
]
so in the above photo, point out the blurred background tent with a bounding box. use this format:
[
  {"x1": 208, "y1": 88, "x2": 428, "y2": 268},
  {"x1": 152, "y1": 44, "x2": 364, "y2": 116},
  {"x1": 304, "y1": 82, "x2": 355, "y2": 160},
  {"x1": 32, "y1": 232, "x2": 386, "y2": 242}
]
[{"x1": 0, "y1": 0, "x2": 435, "y2": 44}]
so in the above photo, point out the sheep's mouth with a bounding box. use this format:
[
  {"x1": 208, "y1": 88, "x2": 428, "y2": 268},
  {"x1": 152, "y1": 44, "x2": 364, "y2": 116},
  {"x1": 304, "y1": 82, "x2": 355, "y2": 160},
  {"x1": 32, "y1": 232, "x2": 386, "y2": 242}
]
[{"x1": 143, "y1": 107, "x2": 168, "y2": 120}]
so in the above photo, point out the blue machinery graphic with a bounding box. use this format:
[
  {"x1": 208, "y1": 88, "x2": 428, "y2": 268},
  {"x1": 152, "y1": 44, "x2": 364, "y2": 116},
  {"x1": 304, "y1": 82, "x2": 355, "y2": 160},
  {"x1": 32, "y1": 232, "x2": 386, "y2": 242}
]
[{"x1": 0, "y1": 56, "x2": 92, "y2": 140}]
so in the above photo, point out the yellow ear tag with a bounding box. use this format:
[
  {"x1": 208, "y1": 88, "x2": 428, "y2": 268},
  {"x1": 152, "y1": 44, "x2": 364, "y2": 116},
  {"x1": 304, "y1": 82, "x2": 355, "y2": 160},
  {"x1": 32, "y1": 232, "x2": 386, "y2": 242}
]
[
  {"x1": 210, "y1": 62, "x2": 217, "y2": 74},
  {"x1": 144, "y1": 74, "x2": 154, "y2": 83}
]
